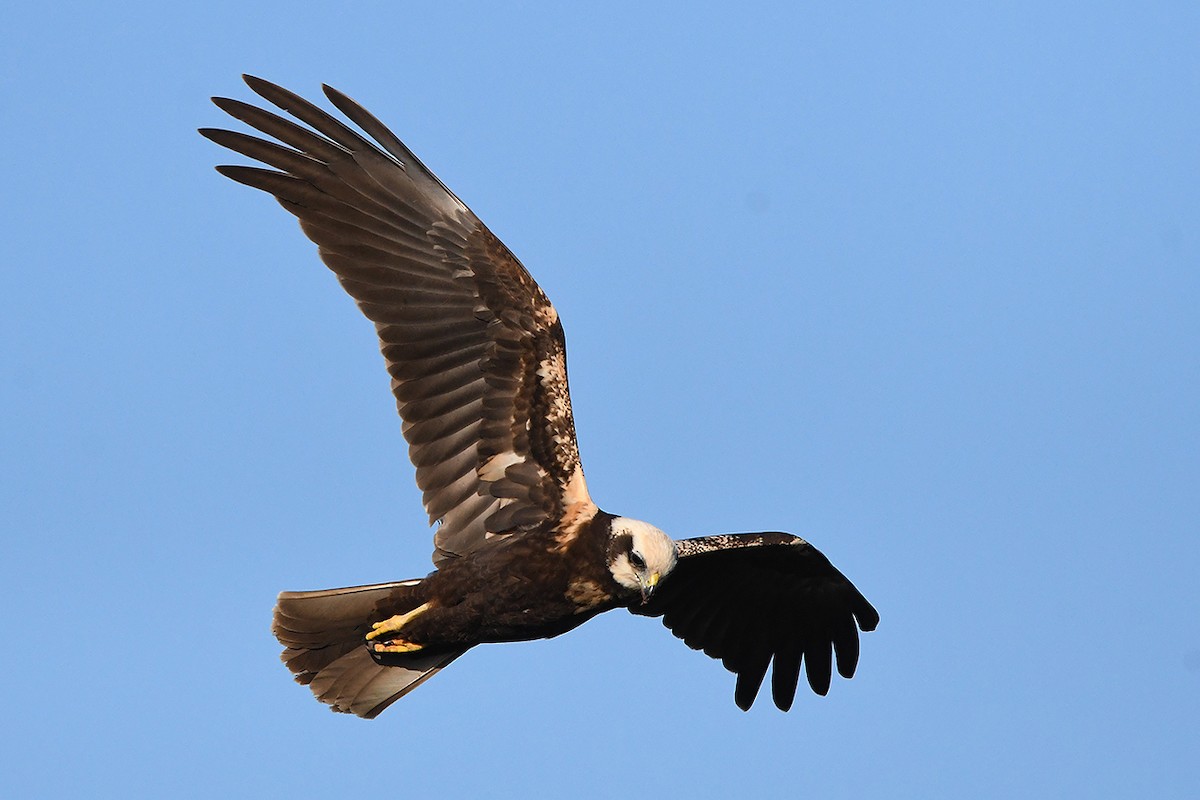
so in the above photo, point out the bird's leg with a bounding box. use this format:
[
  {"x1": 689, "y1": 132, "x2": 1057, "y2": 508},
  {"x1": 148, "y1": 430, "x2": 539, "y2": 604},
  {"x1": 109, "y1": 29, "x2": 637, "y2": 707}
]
[{"x1": 365, "y1": 602, "x2": 432, "y2": 653}]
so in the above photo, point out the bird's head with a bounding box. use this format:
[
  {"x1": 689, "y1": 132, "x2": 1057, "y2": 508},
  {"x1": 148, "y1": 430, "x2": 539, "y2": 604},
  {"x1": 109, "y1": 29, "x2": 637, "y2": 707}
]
[{"x1": 607, "y1": 517, "x2": 678, "y2": 604}]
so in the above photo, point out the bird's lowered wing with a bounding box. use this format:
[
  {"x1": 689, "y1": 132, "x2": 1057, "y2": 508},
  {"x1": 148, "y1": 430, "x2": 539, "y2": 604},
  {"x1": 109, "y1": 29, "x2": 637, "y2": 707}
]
[
  {"x1": 634, "y1": 532, "x2": 878, "y2": 711},
  {"x1": 202, "y1": 77, "x2": 595, "y2": 564}
]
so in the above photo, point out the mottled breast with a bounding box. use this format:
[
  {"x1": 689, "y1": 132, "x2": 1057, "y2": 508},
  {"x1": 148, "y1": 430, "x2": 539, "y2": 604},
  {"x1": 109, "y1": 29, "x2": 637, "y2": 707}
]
[{"x1": 564, "y1": 577, "x2": 612, "y2": 611}]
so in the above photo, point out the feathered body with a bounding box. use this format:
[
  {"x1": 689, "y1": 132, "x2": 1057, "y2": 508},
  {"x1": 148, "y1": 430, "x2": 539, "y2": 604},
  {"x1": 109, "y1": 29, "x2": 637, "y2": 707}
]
[
  {"x1": 204, "y1": 76, "x2": 879, "y2": 719},
  {"x1": 391, "y1": 512, "x2": 633, "y2": 646}
]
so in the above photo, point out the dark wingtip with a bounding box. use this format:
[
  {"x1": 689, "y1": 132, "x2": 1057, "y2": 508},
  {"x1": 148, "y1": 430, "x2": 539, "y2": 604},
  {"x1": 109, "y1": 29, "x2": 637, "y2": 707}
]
[
  {"x1": 856, "y1": 599, "x2": 881, "y2": 632},
  {"x1": 212, "y1": 164, "x2": 278, "y2": 188},
  {"x1": 321, "y1": 83, "x2": 344, "y2": 103},
  {"x1": 806, "y1": 666, "x2": 832, "y2": 696},
  {"x1": 734, "y1": 662, "x2": 770, "y2": 711},
  {"x1": 210, "y1": 95, "x2": 242, "y2": 114},
  {"x1": 834, "y1": 633, "x2": 861, "y2": 680},
  {"x1": 241, "y1": 74, "x2": 295, "y2": 108}
]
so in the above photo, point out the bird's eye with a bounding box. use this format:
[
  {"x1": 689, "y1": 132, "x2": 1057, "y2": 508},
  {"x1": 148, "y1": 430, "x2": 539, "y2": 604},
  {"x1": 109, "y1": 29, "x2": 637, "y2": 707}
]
[{"x1": 629, "y1": 552, "x2": 646, "y2": 570}]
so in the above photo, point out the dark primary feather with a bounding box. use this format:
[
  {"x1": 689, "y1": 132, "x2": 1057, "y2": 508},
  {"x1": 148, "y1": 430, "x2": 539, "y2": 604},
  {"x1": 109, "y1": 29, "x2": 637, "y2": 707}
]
[
  {"x1": 201, "y1": 76, "x2": 595, "y2": 565},
  {"x1": 635, "y1": 533, "x2": 879, "y2": 711}
]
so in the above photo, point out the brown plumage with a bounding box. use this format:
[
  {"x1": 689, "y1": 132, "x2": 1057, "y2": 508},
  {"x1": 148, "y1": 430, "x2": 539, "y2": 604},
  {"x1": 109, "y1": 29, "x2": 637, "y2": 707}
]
[{"x1": 203, "y1": 76, "x2": 878, "y2": 719}]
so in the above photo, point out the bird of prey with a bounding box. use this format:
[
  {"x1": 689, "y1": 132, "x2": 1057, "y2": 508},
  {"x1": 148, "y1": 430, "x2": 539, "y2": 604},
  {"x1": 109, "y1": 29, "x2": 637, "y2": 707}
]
[{"x1": 202, "y1": 76, "x2": 879, "y2": 719}]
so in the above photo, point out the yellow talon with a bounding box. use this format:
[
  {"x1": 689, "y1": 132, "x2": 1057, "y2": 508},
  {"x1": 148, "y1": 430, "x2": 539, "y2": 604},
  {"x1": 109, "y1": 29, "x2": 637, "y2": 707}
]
[
  {"x1": 371, "y1": 639, "x2": 425, "y2": 654},
  {"x1": 365, "y1": 602, "x2": 432, "y2": 642}
]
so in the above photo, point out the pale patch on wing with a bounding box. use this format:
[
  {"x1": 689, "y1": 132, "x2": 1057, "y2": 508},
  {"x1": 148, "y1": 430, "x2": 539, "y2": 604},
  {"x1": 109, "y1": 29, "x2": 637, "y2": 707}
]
[
  {"x1": 553, "y1": 464, "x2": 597, "y2": 548},
  {"x1": 562, "y1": 464, "x2": 593, "y2": 518},
  {"x1": 479, "y1": 451, "x2": 526, "y2": 482},
  {"x1": 675, "y1": 532, "x2": 808, "y2": 558},
  {"x1": 537, "y1": 352, "x2": 572, "y2": 428},
  {"x1": 534, "y1": 301, "x2": 558, "y2": 327},
  {"x1": 537, "y1": 347, "x2": 583, "y2": 480}
]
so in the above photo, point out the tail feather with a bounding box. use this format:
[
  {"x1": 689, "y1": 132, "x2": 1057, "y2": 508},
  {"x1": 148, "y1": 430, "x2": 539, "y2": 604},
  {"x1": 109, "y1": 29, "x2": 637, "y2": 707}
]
[{"x1": 272, "y1": 580, "x2": 466, "y2": 718}]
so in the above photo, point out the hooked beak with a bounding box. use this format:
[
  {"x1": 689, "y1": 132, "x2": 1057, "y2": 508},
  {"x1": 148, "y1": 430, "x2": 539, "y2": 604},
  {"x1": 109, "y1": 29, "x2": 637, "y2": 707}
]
[{"x1": 640, "y1": 572, "x2": 661, "y2": 605}]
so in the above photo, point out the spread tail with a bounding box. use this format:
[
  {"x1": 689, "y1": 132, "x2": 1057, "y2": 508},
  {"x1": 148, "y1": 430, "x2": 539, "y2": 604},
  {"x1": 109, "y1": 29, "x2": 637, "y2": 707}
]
[{"x1": 272, "y1": 581, "x2": 466, "y2": 718}]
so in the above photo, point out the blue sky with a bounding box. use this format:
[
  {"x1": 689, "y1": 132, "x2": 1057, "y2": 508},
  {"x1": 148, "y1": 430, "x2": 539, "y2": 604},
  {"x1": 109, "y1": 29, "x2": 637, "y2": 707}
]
[{"x1": 4, "y1": 3, "x2": 1197, "y2": 797}]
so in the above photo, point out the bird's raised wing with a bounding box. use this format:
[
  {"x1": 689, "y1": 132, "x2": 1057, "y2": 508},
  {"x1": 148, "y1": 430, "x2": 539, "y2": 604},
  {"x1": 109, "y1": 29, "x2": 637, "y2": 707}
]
[
  {"x1": 634, "y1": 532, "x2": 878, "y2": 711},
  {"x1": 201, "y1": 77, "x2": 595, "y2": 564}
]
